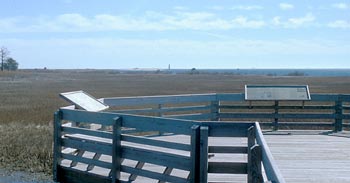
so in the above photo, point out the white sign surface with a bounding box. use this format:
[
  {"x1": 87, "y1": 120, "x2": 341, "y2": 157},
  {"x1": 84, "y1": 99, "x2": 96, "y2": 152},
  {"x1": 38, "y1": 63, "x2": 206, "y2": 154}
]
[
  {"x1": 245, "y1": 85, "x2": 310, "y2": 101},
  {"x1": 60, "y1": 91, "x2": 109, "y2": 112}
]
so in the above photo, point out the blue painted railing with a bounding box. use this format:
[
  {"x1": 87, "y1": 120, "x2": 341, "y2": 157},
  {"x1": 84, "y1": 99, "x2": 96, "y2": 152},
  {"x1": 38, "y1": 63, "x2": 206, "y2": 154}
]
[
  {"x1": 103, "y1": 93, "x2": 350, "y2": 131},
  {"x1": 53, "y1": 111, "x2": 283, "y2": 182},
  {"x1": 53, "y1": 93, "x2": 350, "y2": 183}
]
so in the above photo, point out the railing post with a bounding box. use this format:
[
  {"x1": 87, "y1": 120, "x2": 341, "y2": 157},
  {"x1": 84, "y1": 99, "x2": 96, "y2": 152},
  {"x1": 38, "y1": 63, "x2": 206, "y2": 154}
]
[
  {"x1": 157, "y1": 104, "x2": 163, "y2": 117},
  {"x1": 248, "y1": 145, "x2": 263, "y2": 183},
  {"x1": 273, "y1": 101, "x2": 279, "y2": 131},
  {"x1": 247, "y1": 126, "x2": 255, "y2": 149},
  {"x1": 200, "y1": 126, "x2": 209, "y2": 183},
  {"x1": 190, "y1": 125, "x2": 200, "y2": 183},
  {"x1": 156, "y1": 104, "x2": 163, "y2": 135},
  {"x1": 53, "y1": 110, "x2": 62, "y2": 182},
  {"x1": 247, "y1": 126, "x2": 255, "y2": 183},
  {"x1": 111, "y1": 117, "x2": 122, "y2": 183},
  {"x1": 248, "y1": 125, "x2": 263, "y2": 183},
  {"x1": 334, "y1": 98, "x2": 343, "y2": 132},
  {"x1": 211, "y1": 101, "x2": 219, "y2": 121}
]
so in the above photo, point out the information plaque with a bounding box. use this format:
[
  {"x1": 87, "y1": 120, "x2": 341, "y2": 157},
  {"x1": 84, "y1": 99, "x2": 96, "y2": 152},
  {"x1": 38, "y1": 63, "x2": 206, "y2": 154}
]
[
  {"x1": 60, "y1": 91, "x2": 109, "y2": 112},
  {"x1": 245, "y1": 85, "x2": 311, "y2": 101}
]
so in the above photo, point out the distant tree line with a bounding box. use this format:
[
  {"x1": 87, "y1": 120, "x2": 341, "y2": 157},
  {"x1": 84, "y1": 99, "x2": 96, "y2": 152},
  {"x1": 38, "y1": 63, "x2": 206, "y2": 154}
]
[
  {"x1": 287, "y1": 71, "x2": 306, "y2": 76},
  {"x1": 0, "y1": 46, "x2": 19, "y2": 71}
]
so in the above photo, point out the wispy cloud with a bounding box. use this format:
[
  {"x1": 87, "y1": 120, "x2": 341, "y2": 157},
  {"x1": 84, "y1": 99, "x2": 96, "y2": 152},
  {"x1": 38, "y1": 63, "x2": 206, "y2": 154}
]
[
  {"x1": 279, "y1": 3, "x2": 294, "y2": 10},
  {"x1": 209, "y1": 6, "x2": 225, "y2": 11},
  {"x1": 328, "y1": 20, "x2": 350, "y2": 28},
  {"x1": 208, "y1": 5, "x2": 263, "y2": 11},
  {"x1": 332, "y1": 3, "x2": 349, "y2": 9},
  {"x1": 232, "y1": 16, "x2": 265, "y2": 28},
  {"x1": 288, "y1": 13, "x2": 315, "y2": 27},
  {"x1": 0, "y1": 12, "x2": 268, "y2": 33},
  {"x1": 272, "y1": 13, "x2": 315, "y2": 28},
  {"x1": 231, "y1": 5, "x2": 264, "y2": 10},
  {"x1": 0, "y1": 17, "x2": 19, "y2": 31}
]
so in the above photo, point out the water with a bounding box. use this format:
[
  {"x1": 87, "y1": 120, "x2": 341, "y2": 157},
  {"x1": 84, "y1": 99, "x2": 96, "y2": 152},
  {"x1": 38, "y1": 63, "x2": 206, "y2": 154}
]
[
  {"x1": 168, "y1": 69, "x2": 350, "y2": 76},
  {"x1": 116, "y1": 68, "x2": 350, "y2": 76}
]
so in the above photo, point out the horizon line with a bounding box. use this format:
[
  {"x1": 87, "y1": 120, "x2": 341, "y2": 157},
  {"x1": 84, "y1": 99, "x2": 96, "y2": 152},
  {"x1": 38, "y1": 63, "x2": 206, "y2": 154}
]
[{"x1": 17, "y1": 68, "x2": 350, "y2": 70}]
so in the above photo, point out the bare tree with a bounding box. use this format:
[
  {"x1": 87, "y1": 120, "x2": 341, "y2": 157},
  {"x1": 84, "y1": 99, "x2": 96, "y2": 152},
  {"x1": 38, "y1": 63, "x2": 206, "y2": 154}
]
[{"x1": 0, "y1": 47, "x2": 10, "y2": 71}]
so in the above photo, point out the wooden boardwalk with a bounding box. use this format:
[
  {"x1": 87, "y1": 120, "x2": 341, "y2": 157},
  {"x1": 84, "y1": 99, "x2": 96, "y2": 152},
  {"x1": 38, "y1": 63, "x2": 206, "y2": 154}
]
[
  {"x1": 54, "y1": 92, "x2": 350, "y2": 182},
  {"x1": 264, "y1": 131, "x2": 350, "y2": 183},
  {"x1": 59, "y1": 131, "x2": 350, "y2": 182}
]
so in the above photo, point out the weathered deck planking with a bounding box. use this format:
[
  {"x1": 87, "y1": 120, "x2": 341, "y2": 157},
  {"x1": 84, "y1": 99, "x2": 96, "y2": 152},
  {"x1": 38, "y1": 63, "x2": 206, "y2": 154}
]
[
  {"x1": 59, "y1": 132, "x2": 350, "y2": 183},
  {"x1": 264, "y1": 132, "x2": 350, "y2": 183}
]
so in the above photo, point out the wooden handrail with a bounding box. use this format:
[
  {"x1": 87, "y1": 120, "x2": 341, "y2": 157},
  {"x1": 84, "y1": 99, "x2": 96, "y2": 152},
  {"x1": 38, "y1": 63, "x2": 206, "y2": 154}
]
[
  {"x1": 255, "y1": 122, "x2": 285, "y2": 183},
  {"x1": 98, "y1": 93, "x2": 350, "y2": 132}
]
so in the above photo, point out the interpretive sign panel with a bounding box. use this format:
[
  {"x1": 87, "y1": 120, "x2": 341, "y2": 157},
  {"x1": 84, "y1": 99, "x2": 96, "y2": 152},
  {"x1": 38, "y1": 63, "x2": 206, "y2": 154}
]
[
  {"x1": 60, "y1": 91, "x2": 109, "y2": 112},
  {"x1": 245, "y1": 85, "x2": 310, "y2": 101}
]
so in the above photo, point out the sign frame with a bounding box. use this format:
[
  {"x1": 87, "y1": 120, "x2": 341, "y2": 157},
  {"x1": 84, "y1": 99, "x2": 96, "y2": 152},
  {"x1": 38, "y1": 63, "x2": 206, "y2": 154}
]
[
  {"x1": 245, "y1": 85, "x2": 311, "y2": 101},
  {"x1": 59, "y1": 90, "x2": 109, "y2": 112}
]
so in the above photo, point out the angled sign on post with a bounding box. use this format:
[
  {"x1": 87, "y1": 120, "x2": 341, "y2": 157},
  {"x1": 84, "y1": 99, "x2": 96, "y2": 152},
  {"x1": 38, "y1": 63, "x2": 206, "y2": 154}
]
[{"x1": 60, "y1": 90, "x2": 109, "y2": 112}]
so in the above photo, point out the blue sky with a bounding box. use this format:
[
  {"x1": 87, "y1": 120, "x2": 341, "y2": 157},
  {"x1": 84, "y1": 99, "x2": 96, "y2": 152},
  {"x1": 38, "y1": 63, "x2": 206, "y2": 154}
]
[{"x1": 0, "y1": 0, "x2": 349, "y2": 69}]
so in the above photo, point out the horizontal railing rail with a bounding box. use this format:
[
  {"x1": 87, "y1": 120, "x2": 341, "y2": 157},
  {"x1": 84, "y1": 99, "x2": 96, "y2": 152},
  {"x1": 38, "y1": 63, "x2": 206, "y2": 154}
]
[
  {"x1": 105, "y1": 95, "x2": 217, "y2": 121},
  {"x1": 102, "y1": 93, "x2": 217, "y2": 107},
  {"x1": 102, "y1": 93, "x2": 350, "y2": 103},
  {"x1": 217, "y1": 94, "x2": 350, "y2": 131},
  {"x1": 101, "y1": 93, "x2": 350, "y2": 131}
]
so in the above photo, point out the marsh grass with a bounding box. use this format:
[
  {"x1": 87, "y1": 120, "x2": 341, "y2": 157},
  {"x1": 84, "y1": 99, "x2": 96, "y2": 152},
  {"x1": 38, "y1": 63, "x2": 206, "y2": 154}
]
[
  {"x1": 1, "y1": 69, "x2": 350, "y2": 176},
  {"x1": 0, "y1": 123, "x2": 53, "y2": 173}
]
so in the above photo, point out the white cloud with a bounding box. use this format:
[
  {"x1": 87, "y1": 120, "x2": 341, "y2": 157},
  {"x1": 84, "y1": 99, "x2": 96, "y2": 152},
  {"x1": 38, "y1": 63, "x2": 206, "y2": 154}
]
[
  {"x1": 177, "y1": 12, "x2": 215, "y2": 20},
  {"x1": 328, "y1": 20, "x2": 350, "y2": 28},
  {"x1": 272, "y1": 13, "x2": 315, "y2": 28},
  {"x1": 232, "y1": 16, "x2": 265, "y2": 28},
  {"x1": 163, "y1": 12, "x2": 228, "y2": 30},
  {"x1": 0, "y1": 12, "x2": 267, "y2": 32},
  {"x1": 272, "y1": 16, "x2": 282, "y2": 25},
  {"x1": 164, "y1": 12, "x2": 265, "y2": 30},
  {"x1": 279, "y1": 3, "x2": 294, "y2": 10},
  {"x1": 288, "y1": 13, "x2": 315, "y2": 26},
  {"x1": 332, "y1": 3, "x2": 348, "y2": 9},
  {"x1": 231, "y1": 5, "x2": 264, "y2": 10},
  {"x1": 57, "y1": 14, "x2": 91, "y2": 28}
]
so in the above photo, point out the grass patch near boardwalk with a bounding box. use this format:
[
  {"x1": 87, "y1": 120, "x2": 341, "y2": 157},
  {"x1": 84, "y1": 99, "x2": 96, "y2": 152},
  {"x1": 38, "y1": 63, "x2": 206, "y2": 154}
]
[{"x1": 0, "y1": 122, "x2": 53, "y2": 174}]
